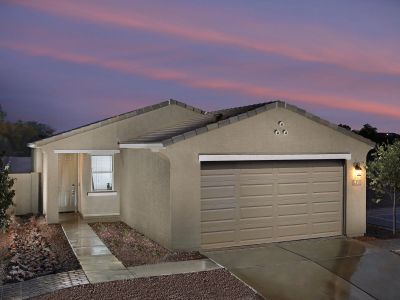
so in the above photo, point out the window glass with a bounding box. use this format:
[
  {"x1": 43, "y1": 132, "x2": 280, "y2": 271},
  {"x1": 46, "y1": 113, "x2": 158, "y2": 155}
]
[{"x1": 91, "y1": 155, "x2": 113, "y2": 191}]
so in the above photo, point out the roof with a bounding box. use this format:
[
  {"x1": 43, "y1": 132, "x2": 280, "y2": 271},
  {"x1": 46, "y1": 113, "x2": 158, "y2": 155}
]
[
  {"x1": 29, "y1": 99, "x2": 206, "y2": 147},
  {"x1": 120, "y1": 101, "x2": 376, "y2": 148}
]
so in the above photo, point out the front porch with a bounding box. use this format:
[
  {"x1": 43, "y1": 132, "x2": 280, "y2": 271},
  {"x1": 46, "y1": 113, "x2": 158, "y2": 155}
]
[{"x1": 40, "y1": 150, "x2": 121, "y2": 224}]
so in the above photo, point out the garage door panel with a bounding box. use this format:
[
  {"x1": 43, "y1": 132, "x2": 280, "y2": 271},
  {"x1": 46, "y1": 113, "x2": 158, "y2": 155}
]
[
  {"x1": 276, "y1": 214, "x2": 309, "y2": 226},
  {"x1": 240, "y1": 206, "x2": 273, "y2": 218},
  {"x1": 312, "y1": 182, "x2": 341, "y2": 193},
  {"x1": 201, "y1": 198, "x2": 236, "y2": 210},
  {"x1": 201, "y1": 176, "x2": 235, "y2": 187},
  {"x1": 311, "y1": 192, "x2": 341, "y2": 203},
  {"x1": 201, "y1": 231, "x2": 235, "y2": 246},
  {"x1": 311, "y1": 212, "x2": 341, "y2": 223},
  {"x1": 239, "y1": 227, "x2": 273, "y2": 241},
  {"x1": 277, "y1": 224, "x2": 308, "y2": 237},
  {"x1": 240, "y1": 184, "x2": 274, "y2": 197},
  {"x1": 200, "y1": 160, "x2": 343, "y2": 249},
  {"x1": 312, "y1": 221, "x2": 341, "y2": 234},
  {"x1": 239, "y1": 196, "x2": 274, "y2": 207},
  {"x1": 278, "y1": 183, "x2": 308, "y2": 195},
  {"x1": 239, "y1": 217, "x2": 275, "y2": 229},
  {"x1": 312, "y1": 202, "x2": 341, "y2": 213},
  {"x1": 312, "y1": 173, "x2": 342, "y2": 182},
  {"x1": 201, "y1": 220, "x2": 236, "y2": 233},
  {"x1": 201, "y1": 186, "x2": 235, "y2": 199},
  {"x1": 276, "y1": 194, "x2": 309, "y2": 205},
  {"x1": 278, "y1": 203, "x2": 308, "y2": 216},
  {"x1": 201, "y1": 209, "x2": 235, "y2": 222}
]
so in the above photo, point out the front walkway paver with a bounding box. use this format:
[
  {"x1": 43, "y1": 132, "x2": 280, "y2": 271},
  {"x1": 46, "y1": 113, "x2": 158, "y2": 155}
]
[
  {"x1": 60, "y1": 213, "x2": 134, "y2": 284},
  {"x1": 60, "y1": 213, "x2": 220, "y2": 284},
  {"x1": 1, "y1": 269, "x2": 88, "y2": 300},
  {"x1": 128, "y1": 259, "x2": 220, "y2": 278}
]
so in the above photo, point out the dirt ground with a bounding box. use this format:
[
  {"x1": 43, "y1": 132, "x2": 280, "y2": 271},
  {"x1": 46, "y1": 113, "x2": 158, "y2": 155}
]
[
  {"x1": 90, "y1": 222, "x2": 204, "y2": 267},
  {"x1": 34, "y1": 269, "x2": 263, "y2": 300},
  {"x1": 0, "y1": 215, "x2": 80, "y2": 284}
]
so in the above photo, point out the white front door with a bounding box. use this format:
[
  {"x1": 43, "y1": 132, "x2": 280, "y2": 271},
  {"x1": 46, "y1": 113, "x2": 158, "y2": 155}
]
[{"x1": 58, "y1": 154, "x2": 78, "y2": 212}]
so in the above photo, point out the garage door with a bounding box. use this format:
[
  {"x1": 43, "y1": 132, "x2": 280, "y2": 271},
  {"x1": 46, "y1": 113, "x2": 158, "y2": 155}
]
[{"x1": 200, "y1": 160, "x2": 343, "y2": 249}]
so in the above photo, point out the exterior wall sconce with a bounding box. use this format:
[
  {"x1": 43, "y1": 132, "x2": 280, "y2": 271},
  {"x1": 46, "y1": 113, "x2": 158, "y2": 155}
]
[{"x1": 352, "y1": 163, "x2": 363, "y2": 186}]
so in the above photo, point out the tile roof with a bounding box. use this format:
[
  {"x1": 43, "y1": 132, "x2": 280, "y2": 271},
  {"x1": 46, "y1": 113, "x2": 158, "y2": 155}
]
[
  {"x1": 120, "y1": 102, "x2": 268, "y2": 145},
  {"x1": 30, "y1": 99, "x2": 205, "y2": 147},
  {"x1": 120, "y1": 101, "x2": 376, "y2": 148}
]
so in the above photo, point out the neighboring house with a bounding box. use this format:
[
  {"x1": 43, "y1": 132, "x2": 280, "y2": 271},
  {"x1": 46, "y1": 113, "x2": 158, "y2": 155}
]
[{"x1": 29, "y1": 100, "x2": 374, "y2": 250}]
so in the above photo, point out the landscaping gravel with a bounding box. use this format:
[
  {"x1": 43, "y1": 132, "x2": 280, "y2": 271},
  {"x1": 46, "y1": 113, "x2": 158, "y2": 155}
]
[
  {"x1": 0, "y1": 229, "x2": 12, "y2": 284},
  {"x1": 34, "y1": 269, "x2": 263, "y2": 300},
  {"x1": 90, "y1": 222, "x2": 204, "y2": 267},
  {"x1": 1, "y1": 215, "x2": 80, "y2": 284}
]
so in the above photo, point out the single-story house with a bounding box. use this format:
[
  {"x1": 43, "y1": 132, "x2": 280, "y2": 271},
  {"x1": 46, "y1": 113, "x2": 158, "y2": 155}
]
[{"x1": 29, "y1": 100, "x2": 374, "y2": 250}]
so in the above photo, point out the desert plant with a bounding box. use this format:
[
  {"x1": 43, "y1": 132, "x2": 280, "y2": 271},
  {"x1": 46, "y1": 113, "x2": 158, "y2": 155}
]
[
  {"x1": 368, "y1": 140, "x2": 400, "y2": 234},
  {"x1": 0, "y1": 154, "x2": 15, "y2": 231}
]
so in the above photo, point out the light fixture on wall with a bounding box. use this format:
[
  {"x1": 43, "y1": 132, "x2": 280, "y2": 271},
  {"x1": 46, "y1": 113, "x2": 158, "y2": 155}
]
[{"x1": 352, "y1": 163, "x2": 363, "y2": 186}]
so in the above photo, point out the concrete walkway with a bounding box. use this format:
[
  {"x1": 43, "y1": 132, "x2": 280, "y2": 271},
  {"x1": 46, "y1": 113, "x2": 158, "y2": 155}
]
[
  {"x1": 60, "y1": 213, "x2": 133, "y2": 284},
  {"x1": 60, "y1": 213, "x2": 220, "y2": 284},
  {"x1": 1, "y1": 270, "x2": 88, "y2": 300}
]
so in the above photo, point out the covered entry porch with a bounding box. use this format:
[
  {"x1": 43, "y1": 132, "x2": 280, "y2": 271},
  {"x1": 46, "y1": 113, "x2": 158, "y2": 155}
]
[{"x1": 38, "y1": 149, "x2": 121, "y2": 224}]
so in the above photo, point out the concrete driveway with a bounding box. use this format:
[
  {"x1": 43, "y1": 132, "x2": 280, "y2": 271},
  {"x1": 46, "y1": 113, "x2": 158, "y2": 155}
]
[{"x1": 203, "y1": 237, "x2": 400, "y2": 300}]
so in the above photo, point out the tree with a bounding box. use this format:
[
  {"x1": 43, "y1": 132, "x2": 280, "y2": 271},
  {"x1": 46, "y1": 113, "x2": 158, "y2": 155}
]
[
  {"x1": 0, "y1": 153, "x2": 15, "y2": 231},
  {"x1": 368, "y1": 140, "x2": 400, "y2": 234},
  {"x1": 338, "y1": 124, "x2": 352, "y2": 131},
  {"x1": 0, "y1": 105, "x2": 54, "y2": 156},
  {"x1": 358, "y1": 124, "x2": 379, "y2": 143},
  {"x1": 0, "y1": 104, "x2": 6, "y2": 122}
]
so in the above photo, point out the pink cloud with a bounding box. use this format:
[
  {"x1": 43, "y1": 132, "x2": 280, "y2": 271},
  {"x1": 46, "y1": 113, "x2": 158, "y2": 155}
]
[
  {"x1": 1, "y1": 41, "x2": 399, "y2": 120},
  {"x1": 13, "y1": 0, "x2": 400, "y2": 77}
]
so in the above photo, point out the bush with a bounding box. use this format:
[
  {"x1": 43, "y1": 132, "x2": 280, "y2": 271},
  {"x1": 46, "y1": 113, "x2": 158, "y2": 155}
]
[{"x1": 0, "y1": 155, "x2": 15, "y2": 231}]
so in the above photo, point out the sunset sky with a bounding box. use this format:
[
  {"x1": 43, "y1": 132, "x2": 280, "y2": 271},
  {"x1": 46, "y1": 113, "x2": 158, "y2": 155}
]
[{"x1": 1, "y1": 0, "x2": 399, "y2": 132}]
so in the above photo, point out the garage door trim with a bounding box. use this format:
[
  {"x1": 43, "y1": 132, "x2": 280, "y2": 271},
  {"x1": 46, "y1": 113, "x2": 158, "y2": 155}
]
[{"x1": 199, "y1": 153, "x2": 351, "y2": 162}]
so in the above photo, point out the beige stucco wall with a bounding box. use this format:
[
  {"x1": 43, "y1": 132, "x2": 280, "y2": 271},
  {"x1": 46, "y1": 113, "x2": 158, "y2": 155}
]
[
  {"x1": 120, "y1": 149, "x2": 172, "y2": 248},
  {"x1": 78, "y1": 153, "x2": 120, "y2": 217},
  {"x1": 36, "y1": 104, "x2": 200, "y2": 223},
  {"x1": 163, "y1": 107, "x2": 372, "y2": 250},
  {"x1": 10, "y1": 173, "x2": 39, "y2": 215}
]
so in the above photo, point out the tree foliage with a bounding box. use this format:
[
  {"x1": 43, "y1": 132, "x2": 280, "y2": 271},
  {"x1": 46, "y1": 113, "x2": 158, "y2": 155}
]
[
  {"x1": 338, "y1": 124, "x2": 352, "y2": 131},
  {"x1": 0, "y1": 106, "x2": 54, "y2": 156},
  {"x1": 368, "y1": 140, "x2": 400, "y2": 202},
  {"x1": 0, "y1": 153, "x2": 15, "y2": 231}
]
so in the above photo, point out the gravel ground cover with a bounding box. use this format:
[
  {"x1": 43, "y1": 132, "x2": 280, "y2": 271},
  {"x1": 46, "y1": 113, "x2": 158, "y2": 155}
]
[
  {"x1": 90, "y1": 222, "x2": 204, "y2": 267},
  {"x1": 33, "y1": 269, "x2": 262, "y2": 300},
  {"x1": 0, "y1": 229, "x2": 12, "y2": 284},
  {"x1": 0, "y1": 215, "x2": 80, "y2": 284}
]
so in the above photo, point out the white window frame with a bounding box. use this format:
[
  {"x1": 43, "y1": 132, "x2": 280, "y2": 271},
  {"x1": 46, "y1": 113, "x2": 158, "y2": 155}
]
[{"x1": 90, "y1": 155, "x2": 114, "y2": 192}]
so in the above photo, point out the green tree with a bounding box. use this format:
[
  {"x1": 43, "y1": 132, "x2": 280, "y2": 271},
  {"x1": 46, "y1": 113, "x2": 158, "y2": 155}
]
[
  {"x1": 0, "y1": 154, "x2": 15, "y2": 231},
  {"x1": 358, "y1": 124, "x2": 379, "y2": 143},
  {"x1": 0, "y1": 106, "x2": 54, "y2": 156},
  {"x1": 368, "y1": 140, "x2": 400, "y2": 234}
]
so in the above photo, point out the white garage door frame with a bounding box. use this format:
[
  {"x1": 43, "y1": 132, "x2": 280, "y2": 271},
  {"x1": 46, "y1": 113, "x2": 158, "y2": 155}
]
[
  {"x1": 199, "y1": 153, "x2": 352, "y2": 162},
  {"x1": 199, "y1": 153, "x2": 350, "y2": 249}
]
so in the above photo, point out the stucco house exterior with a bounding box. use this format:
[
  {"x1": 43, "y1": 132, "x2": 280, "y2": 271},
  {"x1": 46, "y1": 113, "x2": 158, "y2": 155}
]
[{"x1": 29, "y1": 100, "x2": 374, "y2": 250}]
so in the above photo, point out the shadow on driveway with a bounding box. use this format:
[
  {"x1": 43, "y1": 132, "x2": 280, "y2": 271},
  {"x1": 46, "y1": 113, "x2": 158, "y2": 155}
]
[{"x1": 203, "y1": 237, "x2": 400, "y2": 300}]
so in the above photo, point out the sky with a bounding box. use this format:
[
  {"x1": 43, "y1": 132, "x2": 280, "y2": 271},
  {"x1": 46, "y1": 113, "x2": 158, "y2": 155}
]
[{"x1": 0, "y1": 0, "x2": 399, "y2": 132}]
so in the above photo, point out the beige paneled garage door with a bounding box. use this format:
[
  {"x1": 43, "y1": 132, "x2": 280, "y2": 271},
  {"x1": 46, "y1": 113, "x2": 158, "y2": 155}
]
[{"x1": 200, "y1": 160, "x2": 343, "y2": 249}]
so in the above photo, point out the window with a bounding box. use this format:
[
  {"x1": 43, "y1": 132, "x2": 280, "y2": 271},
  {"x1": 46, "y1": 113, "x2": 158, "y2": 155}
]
[{"x1": 91, "y1": 155, "x2": 113, "y2": 191}]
